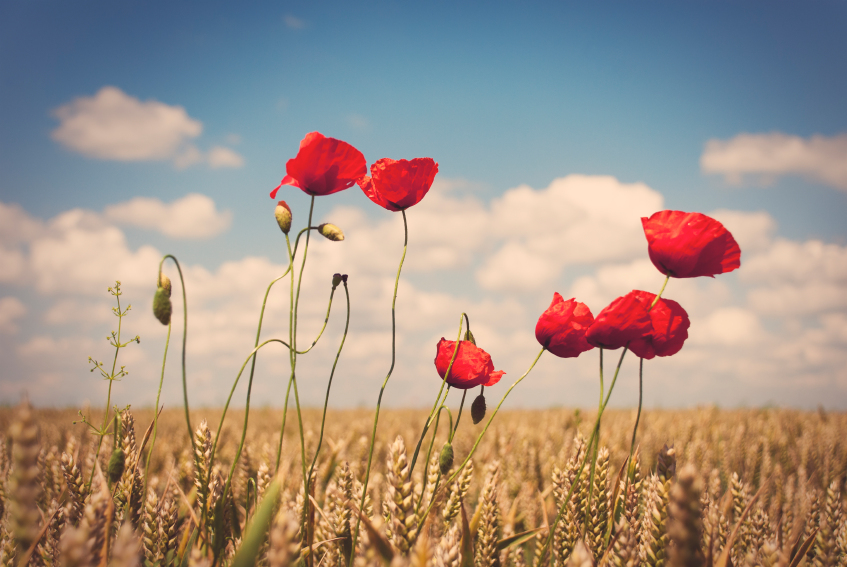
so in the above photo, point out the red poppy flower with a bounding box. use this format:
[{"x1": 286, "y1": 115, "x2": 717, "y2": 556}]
[
  {"x1": 357, "y1": 158, "x2": 438, "y2": 211},
  {"x1": 535, "y1": 293, "x2": 595, "y2": 358},
  {"x1": 627, "y1": 291, "x2": 690, "y2": 360},
  {"x1": 434, "y1": 338, "x2": 505, "y2": 389},
  {"x1": 270, "y1": 132, "x2": 367, "y2": 198},
  {"x1": 585, "y1": 291, "x2": 652, "y2": 350},
  {"x1": 641, "y1": 210, "x2": 741, "y2": 278}
]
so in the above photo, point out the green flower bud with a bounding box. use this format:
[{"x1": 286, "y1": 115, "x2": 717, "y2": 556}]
[
  {"x1": 318, "y1": 223, "x2": 345, "y2": 242},
  {"x1": 275, "y1": 201, "x2": 292, "y2": 234},
  {"x1": 153, "y1": 286, "x2": 172, "y2": 325},
  {"x1": 108, "y1": 448, "x2": 125, "y2": 486},
  {"x1": 471, "y1": 393, "x2": 486, "y2": 425},
  {"x1": 464, "y1": 329, "x2": 476, "y2": 345},
  {"x1": 439, "y1": 442, "x2": 454, "y2": 475},
  {"x1": 158, "y1": 274, "x2": 172, "y2": 297}
]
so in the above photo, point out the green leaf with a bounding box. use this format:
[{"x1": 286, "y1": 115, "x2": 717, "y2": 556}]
[
  {"x1": 231, "y1": 478, "x2": 281, "y2": 567},
  {"x1": 496, "y1": 526, "x2": 545, "y2": 551}
]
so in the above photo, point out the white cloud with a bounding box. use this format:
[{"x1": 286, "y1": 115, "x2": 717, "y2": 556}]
[
  {"x1": 346, "y1": 114, "x2": 370, "y2": 131},
  {"x1": 701, "y1": 132, "x2": 847, "y2": 191},
  {"x1": 104, "y1": 193, "x2": 232, "y2": 239},
  {"x1": 2, "y1": 171, "x2": 847, "y2": 409},
  {"x1": 52, "y1": 86, "x2": 202, "y2": 161},
  {"x1": 477, "y1": 175, "x2": 664, "y2": 291},
  {"x1": 284, "y1": 15, "x2": 306, "y2": 29},
  {"x1": 0, "y1": 297, "x2": 26, "y2": 333},
  {"x1": 207, "y1": 146, "x2": 245, "y2": 169},
  {"x1": 51, "y1": 86, "x2": 244, "y2": 169}
]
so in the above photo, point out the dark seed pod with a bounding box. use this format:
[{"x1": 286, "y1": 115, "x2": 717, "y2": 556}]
[
  {"x1": 332, "y1": 273, "x2": 343, "y2": 288},
  {"x1": 108, "y1": 448, "x2": 125, "y2": 486},
  {"x1": 153, "y1": 287, "x2": 172, "y2": 325},
  {"x1": 471, "y1": 394, "x2": 486, "y2": 424},
  {"x1": 439, "y1": 442, "x2": 454, "y2": 475}
]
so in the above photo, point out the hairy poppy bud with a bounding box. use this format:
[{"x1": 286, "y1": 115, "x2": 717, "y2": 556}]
[
  {"x1": 332, "y1": 273, "x2": 343, "y2": 288},
  {"x1": 318, "y1": 223, "x2": 344, "y2": 242},
  {"x1": 158, "y1": 274, "x2": 172, "y2": 297},
  {"x1": 275, "y1": 201, "x2": 292, "y2": 234},
  {"x1": 464, "y1": 329, "x2": 476, "y2": 345},
  {"x1": 153, "y1": 286, "x2": 172, "y2": 325},
  {"x1": 439, "y1": 442, "x2": 454, "y2": 475},
  {"x1": 108, "y1": 448, "x2": 125, "y2": 486},
  {"x1": 471, "y1": 393, "x2": 486, "y2": 424}
]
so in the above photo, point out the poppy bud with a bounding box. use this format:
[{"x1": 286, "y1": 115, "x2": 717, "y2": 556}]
[
  {"x1": 318, "y1": 223, "x2": 345, "y2": 242},
  {"x1": 153, "y1": 286, "x2": 172, "y2": 325},
  {"x1": 439, "y1": 442, "x2": 454, "y2": 475},
  {"x1": 464, "y1": 329, "x2": 476, "y2": 345},
  {"x1": 332, "y1": 273, "x2": 343, "y2": 288},
  {"x1": 471, "y1": 393, "x2": 486, "y2": 424},
  {"x1": 275, "y1": 201, "x2": 292, "y2": 234},
  {"x1": 158, "y1": 274, "x2": 172, "y2": 298},
  {"x1": 108, "y1": 448, "x2": 125, "y2": 486}
]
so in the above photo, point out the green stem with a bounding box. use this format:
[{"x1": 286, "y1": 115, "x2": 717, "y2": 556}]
[
  {"x1": 159, "y1": 255, "x2": 195, "y2": 455},
  {"x1": 350, "y1": 210, "x2": 408, "y2": 564},
  {"x1": 416, "y1": 347, "x2": 546, "y2": 530},
  {"x1": 307, "y1": 280, "x2": 351, "y2": 489},
  {"x1": 291, "y1": 197, "x2": 314, "y2": 564},
  {"x1": 414, "y1": 404, "x2": 447, "y2": 515},
  {"x1": 584, "y1": 348, "x2": 605, "y2": 535},
  {"x1": 143, "y1": 318, "x2": 171, "y2": 498},
  {"x1": 451, "y1": 389, "x2": 468, "y2": 441},
  {"x1": 409, "y1": 312, "x2": 468, "y2": 478},
  {"x1": 296, "y1": 285, "x2": 336, "y2": 355},
  {"x1": 88, "y1": 288, "x2": 124, "y2": 488}
]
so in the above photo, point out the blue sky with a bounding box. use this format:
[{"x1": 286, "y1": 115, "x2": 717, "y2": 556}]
[{"x1": 1, "y1": 1, "x2": 846, "y2": 409}]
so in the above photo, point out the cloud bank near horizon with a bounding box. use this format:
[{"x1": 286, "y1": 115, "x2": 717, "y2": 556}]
[{"x1": 0, "y1": 175, "x2": 845, "y2": 410}]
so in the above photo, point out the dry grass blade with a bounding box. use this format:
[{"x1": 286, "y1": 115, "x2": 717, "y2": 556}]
[
  {"x1": 15, "y1": 506, "x2": 60, "y2": 567},
  {"x1": 603, "y1": 458, "x2": 628, "y2": 545},
  {"x1": 787, "y1": 528, "x2": 818, "y2": 567},
  {"x1": 348, "y1": 500, "x2": 394, "y2": 564},
  {"x1": 138, "y1": 405, "x2": 165, "y2": 456},
  {"x1": 496, "y1": 527, "x2": 546, "y2": 551},
  {"x1": 459, "y1": 500, "x2": 474, "y2": 567},
  {"x1": 715, "y1": 475, "x2": 770, "y2": 567}
]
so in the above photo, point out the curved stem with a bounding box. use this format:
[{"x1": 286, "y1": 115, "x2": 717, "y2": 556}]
[
  {"x1": 350, "y1": 210, "x2": 408, "y2": 563},
  {"x1": 296, "y1": 286, "x2": 336, "y2": 355},
  {"x1": 143, "y1": 318, "x2": 171, "y2": 498},
  {"x1": 208, "y1": 338, "x2": 292, "y2": 478},
  {"x1": 409, "y1": 313, "x2": 467, "y2": 479},
  {"x1": 307, "y1": 281, "x2": 351, "y2": 487},
  {"x1": 159, "y1": 255, "x2": 194, "y2": 454},
  {"x1": 451, "y1": 389, "x2": 468, "y2": 441},
  {"x1": 416, "y1": 347, "x2": 546, "y2": 529},
  {"x1": 414, "y1": 404, "x2": 449, "y2": 515},
  {"x1": 205, "y1": 338, "x2": 292, "y2": 518},
  {"x1": 290, "y1": 198, "x2": 314, "y2": 562}
]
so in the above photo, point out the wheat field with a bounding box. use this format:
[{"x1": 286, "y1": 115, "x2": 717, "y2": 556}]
[{"x1": 1, "y1": 403, "x2": 845, "y2": 566}]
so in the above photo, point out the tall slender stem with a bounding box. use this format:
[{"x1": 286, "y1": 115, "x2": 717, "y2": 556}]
[
  {"x1": 307, "y1": 280, "x2": 351, "y2": 485},
  {"x1": 451, "y1": 389, "x2": 468, "y2": 440},
  {"x1": 416, "y1": 347, "x2": 546, "y2": 530},
  {"x1": 143, "y1": 319, "x2": 171, "y2": 498},
  {"x1": 350, "y1": 210, "x2": 408, "y2": 563}
]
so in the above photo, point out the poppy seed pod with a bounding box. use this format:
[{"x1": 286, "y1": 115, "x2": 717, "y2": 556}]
[
  {"x1": 471, "y1": 394, "x2": 486, "y2": 424},
  {"x1": 275, "y1": 201, "x2": 292, "y2": 233},
  {"x1": 108, "y1": 448, "x2": 125, "y2": 486},
  {"x1": 332, "y1": 273, "x2": 343, "y2": 288},
  {"x1": 158, "y1": 274, "x2": 172, "y2": 298},
  {"x1": 439, "y1": 442, "x2": 454, "y2": 475},
  {"x1": 318, "y1": 223, "x2": 345, "y2": 241},
  {"x1": 153, "y1": 286, "x2": 172, "y2": 325}
]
